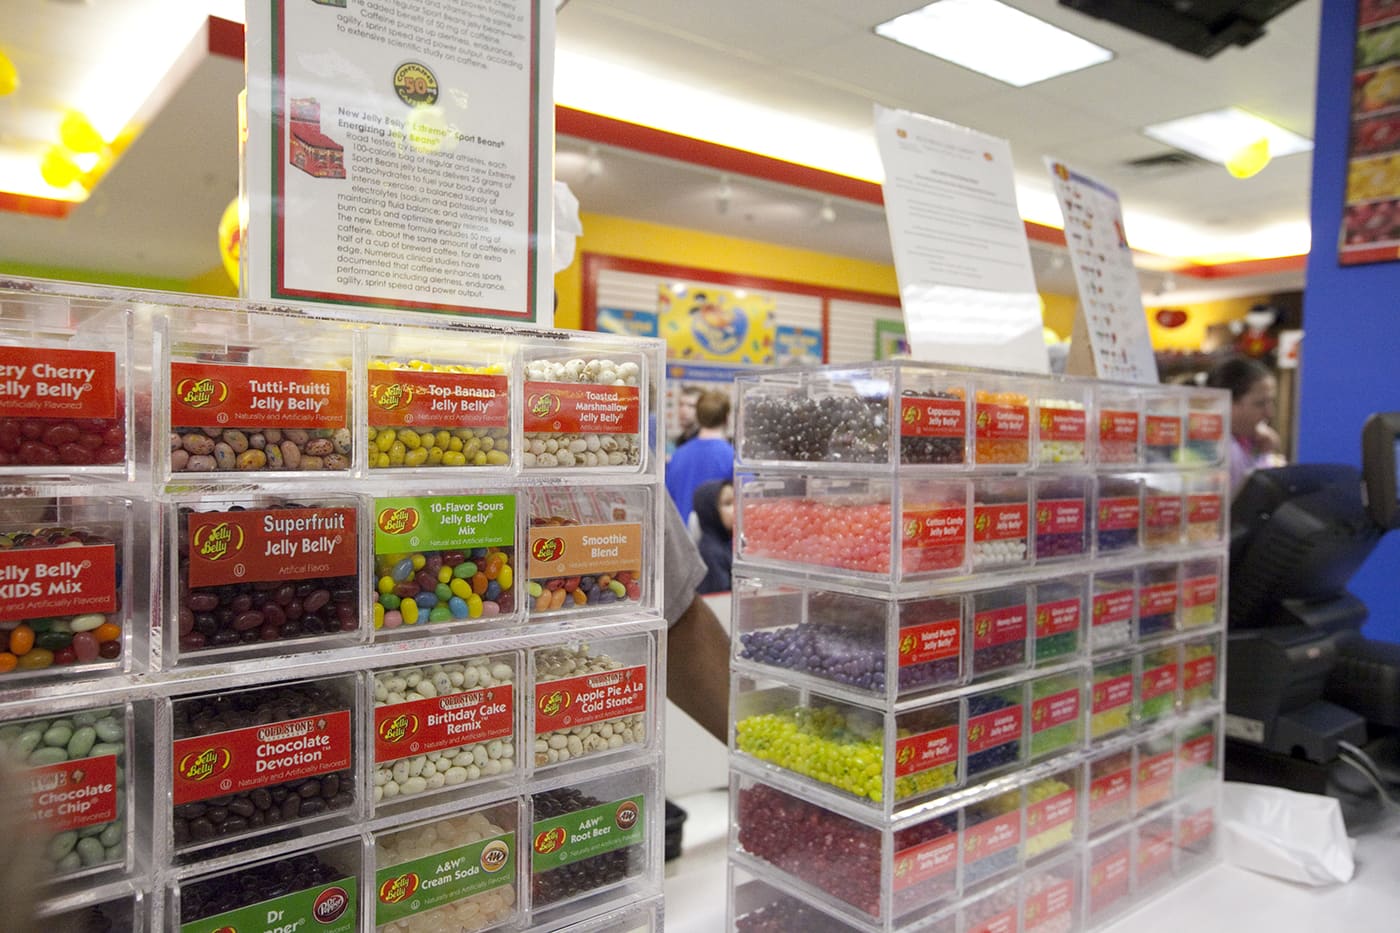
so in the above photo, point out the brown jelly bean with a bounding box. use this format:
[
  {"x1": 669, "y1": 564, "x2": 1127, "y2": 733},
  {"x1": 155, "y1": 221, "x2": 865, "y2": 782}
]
[
  {"x1": 179, "y1": 852, "x2": 348, "y2": 923},
  {"x1": 531, "y1": 786, "x2": 642, "y2": 906}
]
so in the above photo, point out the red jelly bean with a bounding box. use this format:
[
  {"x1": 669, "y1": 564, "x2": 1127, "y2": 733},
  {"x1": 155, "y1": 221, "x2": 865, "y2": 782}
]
[
  {"x1": 42, "y1": 423, "x2": 80, "y2": 447},
  {"x1": 71, "y1": 631, "x2": 100, "y2": 663}
]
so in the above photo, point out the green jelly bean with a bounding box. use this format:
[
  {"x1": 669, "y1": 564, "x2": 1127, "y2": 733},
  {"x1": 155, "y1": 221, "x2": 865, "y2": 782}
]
[
  {"x1": 428, "y1": 606, "x2": 452, "y2": 623},
  {"x1": 89, "y1": 742, "x2": 123, "y2": 759},
  {"x1": 48, "y1": 831, "x2": 78, "y2": 861},
  {"x1": 104, "y1": 845, "x2": 123, "y2": 861},
  {"x1": 71, "y1": 711, "x2": 98, "y2": 727},
  {"x1": 35, "y1": 631, "x2": 72, "y2": 651},
  {"x1": 75, "y1": 836, "x2": 106, "y2": 867},
  {"x1": 0, "y1": 725, "x2": 21, "y2": 742},
  {"x1": 454, "y1": 561, "x2": 478, "y2": 579},
  {"x1": 70, "y1": 614, "x2": 106, "y2": 633},
  {"x1": 608, "y1": 580, "x2": 627, "y2": 598},
  {"x1": 528, "y1": 581, "x2": 543, "y2": 598},
  {"x1": 66, "y1": 726, "x2": 97, "y2": 759},
  {"x1": 435, "y1": 583, "x2": 452, "y2": 601},
  {"x1": 380, "y1": 594, "x2": 401, "y2": 610},
  {"x1": 55, "y1": 851, "x2": 81, "y2": 874},
  {"x1": 15, "y1": 727, "x2": 44, "y2": 757},
  {"x1": 115, "y1": 764, "x2": 124, "y2": 788},
  {"x1": 49, "y1": 619, "x2": 72, "y2": 634},
  {"x1": 29, "y1": 746, "x2": 68, "y2": 767},
  {"x1": 42, "y1": 723, "x2": 74, "y2": 748},
  {"x1": 94, "y1": 718, "x2": 122, "y2": 744},
  {"x1": 99, "y1": 821, "x2": 123, "y2": 848},
  {"x1": 25, "y1": 618, "x2": 55, "y2": 633},
  {"x1": 78, "y1": 823, "x2": 105, "y2": 838}
]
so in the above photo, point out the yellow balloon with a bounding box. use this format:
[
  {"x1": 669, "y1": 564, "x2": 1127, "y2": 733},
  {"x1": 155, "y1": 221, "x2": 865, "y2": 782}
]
[
  {"x1": 40, "y1": 146, "x2": 80, "y2": 189},
  {"x1": 0, "y1": 50, "x2": 17, "y2": 97},
  {"x1": 218, "y1": 198, "x2": 241, "y2": 286},
  {"x1": 59, "y1": 111, "x2": 104, "y2": 154},
  {"x1": 1226, "y1": 137, "x2": 1271, "y2": 179}
]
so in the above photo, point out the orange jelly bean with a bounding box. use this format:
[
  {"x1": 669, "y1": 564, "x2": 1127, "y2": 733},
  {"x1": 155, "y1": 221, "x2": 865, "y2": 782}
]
[
  {"x1": 0, "y1": 652, "x2": 16, "y2": 673},
  {"x1": 93, "y1": 622, "x2": 122, "y2": 643},
  {"x1": 8, "y1": 623, "x2": 35, "y2": 656}
]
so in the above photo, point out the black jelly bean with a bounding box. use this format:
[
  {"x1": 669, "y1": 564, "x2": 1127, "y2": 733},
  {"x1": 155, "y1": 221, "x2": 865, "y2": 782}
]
[
  {"x1": 532, "y1": 787, "x2": 642, "y2": 906},
  {"x1": 742, "y1": 394, "x2": 890, "y2": 463},
  {"x1": 179, "y1": 853, "x2": 347, "y2": 923}
]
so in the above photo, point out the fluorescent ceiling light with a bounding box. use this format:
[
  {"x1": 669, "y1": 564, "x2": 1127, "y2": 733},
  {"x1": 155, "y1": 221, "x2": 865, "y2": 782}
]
[
  {"x1": 874, "y1": 0, "x2": 1113, "y2": 88},
  {"x1": 1143, "y1": 107, "x2": 1313, "y2": 166}
]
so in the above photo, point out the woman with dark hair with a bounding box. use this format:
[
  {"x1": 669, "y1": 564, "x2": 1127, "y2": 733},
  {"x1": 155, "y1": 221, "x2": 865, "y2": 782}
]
[
  {"x1": 1206, "y1": 355, "x2": 1285, "y2": 495},
  {"x1": 691, "y1": 478, "x2": 733, "y2": 595}
]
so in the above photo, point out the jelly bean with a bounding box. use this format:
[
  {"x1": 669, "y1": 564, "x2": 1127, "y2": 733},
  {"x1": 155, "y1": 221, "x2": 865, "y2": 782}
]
[
  {"x1": 9, "y1": 623, "x2": 34, "y2": 656},
  {"x1": 173, "y1": 426, "x2": 349, "y2": 473},
  {"x1": 742, "y1": 392, "x2": 891, "y2": 464},
  {"x1": 531, "y1": 785, "x2": 643, "y2": 904},
  {"x1": 373, "y1": 602, "x2": 385, "y2": 629},
  {"x1": 453, "y1": 560, "x2": 477, "y2": 579},
  {"x1": 522, "y1": 357, "x2": 642, "y2": 469},
  {"x1": 177, "y1": 852, "x2": 351, "y2": 924},
  {"x1": 382, "y1": 609, "x2": 402, "y2": 629},
  {"x1": 401, "y1": 599, "x2": 419, "y2": 625},
  {"x1": 17, "y1": 647, "x2": 54, "y2": 669},
  {"x1": 92, "y1": 622, "x2": 121, "y2": 643},
  {"x1": 0, "y1": 653, "x2": 14, "y2": 673}
]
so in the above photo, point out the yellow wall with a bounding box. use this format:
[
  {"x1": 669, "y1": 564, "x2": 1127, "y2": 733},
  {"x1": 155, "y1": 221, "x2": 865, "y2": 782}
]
[{"x1": 1144, "y1": 295, "x2": 1268, "y2": 350}]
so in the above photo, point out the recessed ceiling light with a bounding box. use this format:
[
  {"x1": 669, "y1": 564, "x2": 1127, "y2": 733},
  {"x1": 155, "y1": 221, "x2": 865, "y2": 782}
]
[
  {"x1": 1143, "y1": 107, "x2": 1313, "y2": 166},
  {"x1": 874, "y1": 0, "x2": 1113, "y2": 88}
]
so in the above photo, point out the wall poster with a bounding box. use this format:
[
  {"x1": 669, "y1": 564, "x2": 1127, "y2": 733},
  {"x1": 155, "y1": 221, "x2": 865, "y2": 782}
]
[{"x1": 658, "y1": 284, "x2": 776, "y2": 363}]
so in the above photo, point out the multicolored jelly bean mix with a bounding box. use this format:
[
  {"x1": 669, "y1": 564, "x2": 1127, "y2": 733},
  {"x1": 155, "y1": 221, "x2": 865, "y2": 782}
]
[
  {"x1": 170, "y1": 427, "x2": 353, "y2": 472},
  {"x1": 0, "y1": 416, "x2": 125, "y2": 467},
  {"x1": 527, "y1": 515, "x2": 641, "y2": 612},
  {"x1": 375, "y1": 547, "x2": 513, "y2": 629}
]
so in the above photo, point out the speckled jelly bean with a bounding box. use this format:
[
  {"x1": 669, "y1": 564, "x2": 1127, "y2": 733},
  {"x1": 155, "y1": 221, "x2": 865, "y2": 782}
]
[
  {"x1": 1025, "y1": 776, "x2": 1077, "y2": 858},
  {"x1": 1095, "y1": 477, "x2": 1140, "y2": 555},
  {"x1": 1035, "y1": 477, "x2": 1089, "y2": 561},
  {"x1": 1138, "y1": 648, "x2": 1180, "y2": 723},
  {"x1": 533, "y1": 644, "x2": 646, "y2": 766},
  {"x1": 1030, "y1": 673, "x2": 1083, "y2": 760},
  {"x1": 375, "y1": 809, "x2": 517, "y2": 932},
  {"x1": 1091, "y1": 661, "x2": 1134, "y2": 739},
  {"x1": 170, "y1": 426, "x2": 352, "y2": 473},
  {"x1": 1182, "y1": 641, "x2": 1218, "y2": 708},
  {"x1": 366, "y1": 359, "x2": 510, "y2": 470},
  {"x1": 1087, "y1": 751, "x2": 1134, "y2": 835},
  {"x1": 974, "y1": 390, "x2": 1030, "y2": 464},
  {"x1": 373, "y1": 658, "x2": 515, "y2": 804},
  {"x1": 374, "y1": 546, "x2": 514, "y2": 629},
  {"x1": 178, "y1": 851, "x2": 350, "y2": 923},
  {"x1": 971, "y1": 587, "x2": 1029, "y2": 677},
  {"x1": 0, "y1": 525, "x2": 123, "y2": 676},
  {"x1": 1036, "y1": 398, "x2": 1087, "y2": 465},
  {"x1": 743, "y1": 391, "x2": 891, "y2": 463},
  {"x1": 966, "y1": 689, "x2": 1024, "y2": 779},
  {"x1": 531, "y1": 786, "x2": 642, "y2": 906},
  {"x1": 1023, "y1": 863, "x2": 1078, "y2": 933},
  {"x1": 0, "y1": 707, "x2": 126, "y2": 876},
  {"x1": 972, "y1": 483, "x2": 1029, "y2": 569},
  {"x1": 899, "y1": 389, "x2": 967, "y2": 465},
  {"x1": 0, "y1": 415, "x2": 125, "y2": 468},
  {"x1": 1034, "y1": 580, "x2": 1084, "y2": 665},
  {"x1": 1090, "y1": 574, "x2": 1135, "y2": 650},
  {"x1": 963, "y1": 790, "x2": 1023, "y2": 887},
  {"x1": 522, "y1": 357, "x2": 642, "y2": 468}
]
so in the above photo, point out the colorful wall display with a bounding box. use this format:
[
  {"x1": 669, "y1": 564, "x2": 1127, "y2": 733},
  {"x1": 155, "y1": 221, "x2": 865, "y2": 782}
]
[
  {"x1": 1341, "y1": 0, "x2": 1400, "y2": 265},
  {"x1": 773, "y1": 325, "x2": 823, "y2": 366},
  {"x1": 597, "y1": 307, "x2": 659, "y2": 338},
  {"x1": 658, "y1": 284, "x2": 776, "y2": 362}
]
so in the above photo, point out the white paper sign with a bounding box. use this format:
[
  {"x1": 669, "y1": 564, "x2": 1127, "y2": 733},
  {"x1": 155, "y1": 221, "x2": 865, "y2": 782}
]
[
  {"x1": 1045, "y1": 159, "x2": 1157, "y2": 383},
  {"x1": 245, "y1": 0, "x2": 553, "y2": 324},
  {"x1": 874, "y1": 105, "x2": 1047, "y2": 373}
]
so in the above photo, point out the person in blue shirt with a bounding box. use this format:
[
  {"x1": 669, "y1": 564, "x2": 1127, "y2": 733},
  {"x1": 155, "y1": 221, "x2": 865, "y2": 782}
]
[{"x1": 665, "y1": 389, "x2": 735, "y2": 524}]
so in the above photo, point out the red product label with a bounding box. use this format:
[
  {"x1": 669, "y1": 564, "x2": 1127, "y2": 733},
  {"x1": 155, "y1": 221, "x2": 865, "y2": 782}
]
[
  {"x1": 1036, "y1": 598, "x2": 1082, "y2": 638},
  {"x1": 898, "y1": 618, "x2": 960, "y2": 667},
  {"x1": 1183, "y1": 575, "x2": 1220, "y2": 608},
  {"x1": 171, "y1": 709, "x2": 352, "y2": 806},
  {"x1": 1089, "y1": 768, "x2": 1131, "y2": 814},
  {"x1": 1027, "y1": 788, "x2": 1076, "y2": 835},
  {"x1": 1181, "y1": 735, "x2": 1216, "y2": 768},
  {"x1": 1099, "y1": 410, "x2": 1139, "y2": 443},
  {"x1": 1184, "y1": 655, "x2": 1217, "y2": 690},
  {"x1": 534, "y1": 665, "x2": 647, "y2": 734},
  {"x1": 1145, "y1": 415, "x2": 1181, "y2": 446},
  {"x1": 967, "y1": 705, "x2": 1023, "y2": 753},
  {"x1": 0, "y1": 543, "x2": 117, "y2": 623},
  {"x1": 1188, "y1": 412, "x2": 1224, "y2": 442},
  {"x1": 1141, "y1": 663, "x2": 1179, "y2": 701},
  {"x1": 1090, "y1": 848, "x2": 1131, "y2": 901},
  {"x1": 29, "y1": 753, "x2": 119, "y2": 833},
  {"x1": 1025, "y1": 876, "x2": 1074, "y2": 926},
  {"x1": 1039, "y1": 406, "x2": 1087, "y2": 442},
  {"x1": 374, "y1": 684, "x2": 513, "y2": 762},
  {"x1": 966, "y1": 811, "x2": 1021, "y2": 861},
  {"x1": 1188, "y1": 494, "x2": 1223, "y2": 524},
  {"x1": 169, "y1": 362, "x2": 347, "y2": 429},
  {"x1": 185, "y1": 507, "x2": 357, "y2": 588},
  {"x1": 1096, "y1": 497, "x2": 1139, "y2": 531},
  {"x1": 523, "y1": 381, "x2": 640, "y2": 435},
  {"x1": 1092, "y1": 675, "x2": 1133, "y2": 713},
  {"x1": 974, "y1": 605, "x2": 1028, "y2": 649},
  {"x1": 973, "y1": 503, "x2": 1028, "y2": 542},
  {"x1": 892, "y1": 831, "x2": 957, "y2": 891},
  {"x1": 1036, "y1": 498, "x2": 1085, "y2": 535},
  {"x1": 893, "y1": 725, "x2": 958, "y2": 777},
  {"x1": 1139, "y1": 829, "x2": 1174, "y2": 873},
  {"x1": 900, "y1": 396, "x2": 965, "y2": 438},
  {"x1": 1093, "y1": 589, "x2": 1134, "y2": 626},
  {"x1": 367, "y1": 370, "x2": 508, "y2": 430},
  {"x1": 1146, "y1": 495, "x2": 1183, "y2": 529},
  {"x1": 1180, "y1": 808, "x2": 1215, "y2": 847},
  {"x1": 0, "y1": 347, "x2": 118, "y2": 420},
  {"x1": 1032, "y1": 688, "x2": 1081, "y2": 733},
  {"x1": 1138, "y1": 750, "x2": 1175, "y2": 788},
  {"x1": 902, "y1": 508, "x2": 967, "y2": 547},
  {"x1": 968, "y1": 907, "x2": 1017, "y2": 933},
  {"x1": 976, "y1": 403, "x2": 1029, "y2": 440},
  {"x1": 1140, "y1": 583, "x2": 1178, "y2": 616}
]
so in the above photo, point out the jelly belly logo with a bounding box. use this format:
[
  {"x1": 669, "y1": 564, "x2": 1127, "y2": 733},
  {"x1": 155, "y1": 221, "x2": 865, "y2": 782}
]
[
  {"x1": 898, "y1": 633, "x2": 917, "y2": 660},
  {"x1": 974, "y1": 512, "x2": 991, "y2": 536},
  {"x1": 377, "y1": 712, "x2": 420, "y2": 746},
  {"x1": 177, "y1": 745, "x2": 233, "y2": 784},
  {"x1": 193, "y1": 521, "x2": 244, "y2": 561},
  {"x1": 615, "y1": 799, "x2": 640, "y2": 831},
  {"x1": 538, "y1": 689, "x2": 572, "y2": 718},
  {"x1": 896, "y1": 743, "x2": 917, "y2": 769},
  {"x1": 531, "y1": 536, "x2": 565, "y2": 562},
  {"x1": 974, "y1": 615, "x2": 992, "y2": 641},
  {"x1": 481, "y1": 839, "x2": 510, "y2": 872},
  {"x1": 379, "y1": 872, "x2": 420, "y2": 905},
  {"x1": 176, "y1": 376, "x2": 229, "y2": 409},
  {"x1": 975, "y1": 409, "x2": 991, "y2": 431},
  {"x1": 903, "y1": 404, "x2": 920, "y2": 426},
  {"x1": 378, "y1": 507, "x2": 420, "y2": 536},
  {"x1": 370, "y1": 382, "x2": 414, "y2": 412},
  {"x1": 534, "y1": 826, "x2": 567, "y2": 855},
  {"x1": 528, "y1": 392, "x2": 560, "y2": 420},
  {"x1": 313, "y1": 886, "x2": 350, "y2": 923},
  {"x1": 903, "y1": 519, "x2": 921, "y2": 540}
]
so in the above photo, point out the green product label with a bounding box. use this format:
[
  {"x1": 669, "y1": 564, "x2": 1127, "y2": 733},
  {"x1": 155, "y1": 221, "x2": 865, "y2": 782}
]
[
  {"x1": 375, "y1": 495, "x2": 515, "y2": 553},
  {"x1": 180, "y1": 876, "x2": 356, "y2": 933},
  {"x1": 531, "y1": 796, "x2": 645, "y2": 873},
  {"x1": 376, "y1": 832, "x2": 515, "y2": 926}
]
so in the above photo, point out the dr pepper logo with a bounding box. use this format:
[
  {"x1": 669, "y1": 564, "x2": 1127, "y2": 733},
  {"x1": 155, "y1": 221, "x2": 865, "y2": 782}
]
[
  {"x1": 177, "y1": 746, "x2": 233, "y2": 783},
  {"x1": 175, "y1": 376, "x2": 229, "y2": 409},
  {"x1": 379, "y1": 872, "x2": 420, "y2": 905},
  {"x1": 370, "y1": 382, "x2": 413, "y2": 411},
  {"x1": 313, "y1": 886, "x2": 350, "y2": 923},
  {"x1": 538, "y1": 689, "x2": 571, "y2": 718},
  {"x1": 377, "y1": 507, "x2": 420, "y2": 535},
  {"x1": 531, "y1": 537, "x2": 565, "y2": 562},
  {"x1": 528, "y1": 392, "x2": 560, "y2": 419},
  {"x1": 193, "y1": 521, "x2": 244, "y2": 561},
  {"x1": 378, "y1": 712, "x2": 419, "y2": 745},
  {"x1": 534, "y1": 826, "x2": 568, "y2": 855}
]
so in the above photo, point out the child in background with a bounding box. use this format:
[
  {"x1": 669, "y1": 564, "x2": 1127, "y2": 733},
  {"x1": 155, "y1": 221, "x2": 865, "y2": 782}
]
[{"x1": 692, "y1": 479, "x2": 734, "y2": 595}]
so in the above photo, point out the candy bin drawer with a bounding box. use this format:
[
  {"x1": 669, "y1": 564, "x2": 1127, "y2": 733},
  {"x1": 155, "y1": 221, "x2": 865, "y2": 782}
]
[
  {"x1": 531, "y1": 633, "x2": 657, "y2": 775},
  {"x1": 525, "y1": 485, "x2": 654, "y2": 619}
]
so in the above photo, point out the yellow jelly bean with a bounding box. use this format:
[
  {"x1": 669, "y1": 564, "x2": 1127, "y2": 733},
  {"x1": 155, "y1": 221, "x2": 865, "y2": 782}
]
[
  {"x1": 426, "y1": 447, "x2": 444, "y2": 466},
  {"x1": 399, "y1": 429, "x2": 421, "y2": 450},
  {"x1": 402, "y1": 599, "x2": 420, "y2": 625},
  {"x1": 448, "y1": 437, "x2": 464, "y2": 452},
  {"x1": 435, "y1": 430, "x2": 451, "y2": 449},
  {"x1": 388, "y1": 441, "x2": 407, "y2": 465},
  {"x1": 486, "y1": 449, "x2": 509, "y2": 465},
  {"x1": 374, "y1": 603, "x2": 385, "y2": 629},
  {"x1": 443, "y1": 451, "x2": 466, "y2": 466},
  {"x1": 377, "y1": 576, "x2": 395, "y2": 595},
  {"x1": 498, "y1": 565, "x2": 513, "y2": 590},
  {"x1": 374, "y1": 452, "x2": 390, "y2": 469},
  {"x1": 418, "y1": 430, "x2": 435, "y2": 447},
  {"x1": 404, "y1": 447, "x2": 429, "y2": 467},
  {"x1": 437, "y1": 566, "x2": 452, "y2": 584},
  {"x1": 468, "y1": 594, "x2": 483, "y2": 618},
  {"x1": 376, "y1": 431, "x2": 396, "y2": 452},
  {"x1": 411, "y1": 554, "x2": 426, "y2": 570},
  {"x1": 450, "y1": 579, "x2": 473, "y2": 599}
]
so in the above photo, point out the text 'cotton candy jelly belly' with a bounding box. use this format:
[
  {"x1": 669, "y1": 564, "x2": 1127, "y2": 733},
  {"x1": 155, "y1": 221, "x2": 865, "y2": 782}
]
[
  {"x1": 168, "y1": 361, "x2": 350, "y2": 473},
  {"x1": 373, "y1": 494, "x2": 516, "y2": 631},
  {"x1": 0, "y1": 346, "x2": 125, "y2": 468},
  {"x1": 0, "y1": 524, "x2": 123, "y2": 677},
  {"x1": 366, "y1": 359, "x2": 510, "y2": 469},
  {"x1": 176, "y1": 502, "x2": 360, "y2": 656}
]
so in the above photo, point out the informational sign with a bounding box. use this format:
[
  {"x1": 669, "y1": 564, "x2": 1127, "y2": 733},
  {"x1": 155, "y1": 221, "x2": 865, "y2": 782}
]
[
  {"x1": 658, "y1": 284, "x2": 775, "y2": 362},
  {"x1": 773, "y1": 325, "x2": 823, "y2": 365},
  {"x1": 597, "y1": 307, "x2": 659, "y2": 338},
  {"x1": 244, "y1": 0, "x2": 553, "y2": 322},
  {"x1": 1340, "y1": 1, "x2": 1400, "y2": 265},
  {"x1": 1046, "y1": 160, "x2": 1159, "y2": 384},
  {"x1": 874, "y1": 105, "x2": 1047, "y2": 373}
]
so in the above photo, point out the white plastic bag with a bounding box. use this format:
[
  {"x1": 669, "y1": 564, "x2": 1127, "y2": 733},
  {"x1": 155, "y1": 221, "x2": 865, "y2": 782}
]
[{"x1": 1222, "y1": 781, "x2": 1356, "y2": 885}]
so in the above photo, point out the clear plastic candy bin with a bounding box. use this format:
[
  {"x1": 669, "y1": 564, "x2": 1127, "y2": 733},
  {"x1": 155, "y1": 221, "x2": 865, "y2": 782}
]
[
  {"x1": 531, "y1": 633, "x2": 656, "y2": 774},
  {"x1": 522, "y1": 348, "x2": 649, "y2": 472},
  {"x1": 169, "y1": 837, "x2": 360, "y2": 931},
  {"x1": 1184, "y1": 390, "x2": 1229, "y2": 467},
  {"x1": 526, "y1": 485, "x2": 654, "y2": 618}
]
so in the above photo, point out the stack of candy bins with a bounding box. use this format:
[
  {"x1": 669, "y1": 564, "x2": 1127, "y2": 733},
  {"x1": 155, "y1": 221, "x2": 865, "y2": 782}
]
[{"x1": 727, "y1": 361, "x2": 1228, "y2": 932}]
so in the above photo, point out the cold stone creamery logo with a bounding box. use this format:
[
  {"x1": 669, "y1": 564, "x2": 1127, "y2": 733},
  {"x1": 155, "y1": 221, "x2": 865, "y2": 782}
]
[
  {"x1": 176, "y1": 377, "x2": 228, "y2": 409},
  {"x1": 371, "y1": 382, "x2": 414, "y2": 411},
  {"x1": 193, "y1": 521, "x2": 244, "y2": 561},
  {"x1": 481, "y1": 839, "x2": 510, "y2": 872},
  {"x1": 538, "y1": 689, "x2": 571, "y2": 718},
  {"x1": 527, "y1": 392, "x2": 560, "y2": 419},
  {"x1": 313, "y1": 885, "x2": 350, "y2": 923},
  {"x1": 377, "y1": 507, "x2": 420, "y2": 535},
  {"x1": 531, "y1": 537, "x2": 565, "y2": 562},
  {"x1": 178, "y1": 745, "x2": 233, "y2": 783},
  {"x1": 379, "y1": 872, "x2": 419, "y2": 905},
  {"x1": 534, "y1": 826, "x2": 567, "y2": 856},
  {"x1": 378, "y1": 712, "x2": 419, "y2": 745}
]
